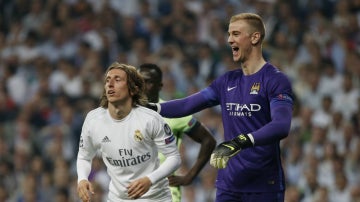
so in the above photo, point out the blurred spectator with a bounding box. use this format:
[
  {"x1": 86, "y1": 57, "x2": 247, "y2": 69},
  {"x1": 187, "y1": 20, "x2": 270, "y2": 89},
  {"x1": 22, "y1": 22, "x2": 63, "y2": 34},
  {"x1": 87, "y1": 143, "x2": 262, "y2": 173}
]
[{"x1": 332, "y1": 71, "x2": 359, "y2": 121}]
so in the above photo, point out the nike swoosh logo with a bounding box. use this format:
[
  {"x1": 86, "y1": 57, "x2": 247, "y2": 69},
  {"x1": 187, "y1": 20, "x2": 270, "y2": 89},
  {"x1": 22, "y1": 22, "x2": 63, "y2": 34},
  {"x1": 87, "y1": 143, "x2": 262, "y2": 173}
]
[
  {"x1": 223, "y1": 144, "x2": 235, "y2": 150},
  {"x1": 227, "y1": 86, "x2": 237, "y2": 91}
]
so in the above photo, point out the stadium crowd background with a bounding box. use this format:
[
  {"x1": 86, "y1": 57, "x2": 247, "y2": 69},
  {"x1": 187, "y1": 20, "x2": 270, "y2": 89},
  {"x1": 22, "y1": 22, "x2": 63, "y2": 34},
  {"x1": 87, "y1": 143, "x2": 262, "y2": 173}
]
[{"x1": 0, "y1": 0, "x2": 359, "y2": 201}]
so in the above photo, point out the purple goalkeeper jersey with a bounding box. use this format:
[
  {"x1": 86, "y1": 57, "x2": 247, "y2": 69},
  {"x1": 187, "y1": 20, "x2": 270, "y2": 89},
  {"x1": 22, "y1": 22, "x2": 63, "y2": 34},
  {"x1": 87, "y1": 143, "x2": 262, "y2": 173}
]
[{"x1": 160, "y1": 63, "x2": 293, "y2": 193}]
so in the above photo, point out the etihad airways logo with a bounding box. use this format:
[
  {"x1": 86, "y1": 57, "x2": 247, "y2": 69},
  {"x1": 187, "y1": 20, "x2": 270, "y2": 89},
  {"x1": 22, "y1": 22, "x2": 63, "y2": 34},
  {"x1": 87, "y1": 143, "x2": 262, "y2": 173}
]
[{"x1": 226, "y1": 103, "x2": 261, "y2": 117}]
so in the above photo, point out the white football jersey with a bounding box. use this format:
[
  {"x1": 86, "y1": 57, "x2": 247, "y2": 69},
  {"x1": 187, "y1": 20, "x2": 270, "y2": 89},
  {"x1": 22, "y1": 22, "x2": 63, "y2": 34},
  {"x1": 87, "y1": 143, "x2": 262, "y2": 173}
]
[{"x1": 77, "y1": 106, "x2": 180, "y2": 201}]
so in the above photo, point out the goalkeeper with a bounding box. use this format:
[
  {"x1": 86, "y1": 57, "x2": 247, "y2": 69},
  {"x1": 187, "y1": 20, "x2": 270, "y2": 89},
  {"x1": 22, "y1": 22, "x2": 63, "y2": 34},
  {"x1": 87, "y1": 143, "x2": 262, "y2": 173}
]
[
  {"x1": 138, "y1": 63, "x2": 216, "y2": 202},
  {"x1": 147, "y1": 13, "x2": 294, "y2": 202}
]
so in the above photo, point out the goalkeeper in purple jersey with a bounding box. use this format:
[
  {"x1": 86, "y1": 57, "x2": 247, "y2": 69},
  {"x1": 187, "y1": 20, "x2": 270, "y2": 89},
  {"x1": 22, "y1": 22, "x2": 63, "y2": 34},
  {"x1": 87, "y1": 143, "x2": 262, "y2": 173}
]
[{"x1": 149, "y1": 13, "x2": 294, "y2": 202}]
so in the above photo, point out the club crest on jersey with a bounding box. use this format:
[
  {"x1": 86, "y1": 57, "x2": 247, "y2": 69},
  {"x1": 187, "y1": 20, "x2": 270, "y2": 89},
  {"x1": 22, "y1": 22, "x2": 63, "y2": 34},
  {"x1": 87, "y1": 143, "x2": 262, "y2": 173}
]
[
  {"x1": 250, "y1": 83, "x2": 260, "y2": 95},
  {"x1": 134, "y1": 130, "x2": 144, "y2": 142}
]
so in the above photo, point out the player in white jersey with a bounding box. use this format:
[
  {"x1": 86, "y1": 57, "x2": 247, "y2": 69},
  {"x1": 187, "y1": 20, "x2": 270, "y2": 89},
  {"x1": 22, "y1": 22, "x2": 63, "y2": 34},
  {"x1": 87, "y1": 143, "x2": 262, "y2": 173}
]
[{"x1": 76, "y1": 62, "x2": 181, "y2": 202}]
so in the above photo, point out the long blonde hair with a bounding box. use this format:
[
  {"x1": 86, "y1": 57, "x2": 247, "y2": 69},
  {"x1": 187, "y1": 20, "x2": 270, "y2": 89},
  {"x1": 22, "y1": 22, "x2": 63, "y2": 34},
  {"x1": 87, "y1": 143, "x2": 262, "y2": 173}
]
[{"x1": 99, "y1": 62, "x2": 148, "y2": 108}]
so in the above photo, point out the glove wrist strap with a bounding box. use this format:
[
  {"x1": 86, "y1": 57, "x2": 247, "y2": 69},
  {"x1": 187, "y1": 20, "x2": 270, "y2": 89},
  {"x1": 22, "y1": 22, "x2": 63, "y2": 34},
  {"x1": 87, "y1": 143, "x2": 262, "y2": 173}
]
[{"x1": 234, "y1": 134, "x2": 253, "y2": 149}]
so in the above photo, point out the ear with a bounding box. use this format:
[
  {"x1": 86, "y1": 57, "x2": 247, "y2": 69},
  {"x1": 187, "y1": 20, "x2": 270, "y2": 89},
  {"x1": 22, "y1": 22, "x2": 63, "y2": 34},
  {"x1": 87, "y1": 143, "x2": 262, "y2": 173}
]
[{"x1": 251, "y1": 32, "x2": 261, "y2": 45}]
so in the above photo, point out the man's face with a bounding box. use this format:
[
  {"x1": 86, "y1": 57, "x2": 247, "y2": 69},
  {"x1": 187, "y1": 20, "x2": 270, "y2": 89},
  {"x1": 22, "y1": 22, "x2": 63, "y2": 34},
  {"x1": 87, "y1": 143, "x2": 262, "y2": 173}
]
[
  {"x1": 139, "y1": 69, "x2": 162, "y2": 103},
  {"x1": 105, "y1": 69, "x2": 131, "y2": 104},
  {"x1": 227, "y1": 20, "x2": 253, "y2": 63}
]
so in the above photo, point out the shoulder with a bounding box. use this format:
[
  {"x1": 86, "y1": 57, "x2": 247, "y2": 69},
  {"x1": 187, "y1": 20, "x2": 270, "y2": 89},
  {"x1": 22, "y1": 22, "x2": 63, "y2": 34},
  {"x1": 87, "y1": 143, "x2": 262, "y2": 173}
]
[
  {"x1": 264, "y1": 63, "x2": 290, "y2": 79},
  {"x1": 85, "y1": 107, "x2": 107, "y2": 121},
  {"x1": 263, "y1": 63, "x2": 294, "y2": 98},
  {"x1": 133, "y1": 105, "x2": 164, "y2": 122}
]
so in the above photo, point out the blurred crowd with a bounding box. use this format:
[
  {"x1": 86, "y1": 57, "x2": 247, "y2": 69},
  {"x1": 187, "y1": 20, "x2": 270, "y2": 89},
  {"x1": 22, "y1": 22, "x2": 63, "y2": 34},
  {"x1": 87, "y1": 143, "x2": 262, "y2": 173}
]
[{"x1": 0, "y1": 0, "x2": 359, "y2": 201}]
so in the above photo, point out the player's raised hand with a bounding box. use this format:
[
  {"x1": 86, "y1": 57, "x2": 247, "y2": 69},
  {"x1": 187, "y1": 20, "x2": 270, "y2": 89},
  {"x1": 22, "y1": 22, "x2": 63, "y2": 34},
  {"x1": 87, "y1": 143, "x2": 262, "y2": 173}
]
[
  {"x1": 127, "y1": 176, "x2": 152, "y2": 199},
  {"x1": 210, "y1": 134, "x2": 253, "y2": 169},
  {"x1": 77, "y1": 180, "x2": 95, "y2": 202}
]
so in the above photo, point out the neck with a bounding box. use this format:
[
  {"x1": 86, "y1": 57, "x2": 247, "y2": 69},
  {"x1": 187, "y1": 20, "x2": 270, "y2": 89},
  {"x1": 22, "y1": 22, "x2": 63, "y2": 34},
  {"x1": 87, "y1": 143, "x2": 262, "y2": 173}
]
[
  {"x1": 149, "y1": 95, "x2": 160, "y2": 103},
  {"x1": 241, "y1": 50, "x2": 266, "y2": 75},
  {"x1": 108, "y1": 102, "x2": 132, "y2": 120}
]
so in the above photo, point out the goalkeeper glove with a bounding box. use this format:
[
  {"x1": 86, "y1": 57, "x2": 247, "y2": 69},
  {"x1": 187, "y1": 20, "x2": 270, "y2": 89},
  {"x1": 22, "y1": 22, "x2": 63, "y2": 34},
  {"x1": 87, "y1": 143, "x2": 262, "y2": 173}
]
[{"x1": 210, "y1": 134, "x2": 253, "y2": 169}]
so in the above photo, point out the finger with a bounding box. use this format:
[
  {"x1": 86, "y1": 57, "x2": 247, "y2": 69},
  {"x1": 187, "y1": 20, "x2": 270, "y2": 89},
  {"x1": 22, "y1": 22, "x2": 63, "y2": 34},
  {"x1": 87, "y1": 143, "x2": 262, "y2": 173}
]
[
  {"x1": 210, "y1": 158, "x2": 217, "y2": 168},
  {"x1": 219, "y1": 158, "x2": 225, "y2": 169},
  {"x1": 127, "y1": 182, "x2": 139, "y2": 197},
  {"x1": 78, "y1": 188, "x2": 89, "y2": 201},
  {"x1": 81, "y1": 186, "x2": 94, "y2": 202},
  {"x1": 217, "y1": 157, "x2": 223, "y2": 169},
  {"x1": 80, "y1": 192, "x2": 89, "y2": 202},
  {"x1": 88, "y1": 183, "x2": 95, "y2": 195},
  {"x1": 210, "y1": 154, "x2": 216, "y2": 167},
  {"x1": 220, "y1": 157, "x2": 229, "y2": 169},
  {"x1": 128, "y1": 186, "x2": 141, "y2": 199},
  {"x1": 168, "y1": 177, "x2": 178, "y2": 186}
]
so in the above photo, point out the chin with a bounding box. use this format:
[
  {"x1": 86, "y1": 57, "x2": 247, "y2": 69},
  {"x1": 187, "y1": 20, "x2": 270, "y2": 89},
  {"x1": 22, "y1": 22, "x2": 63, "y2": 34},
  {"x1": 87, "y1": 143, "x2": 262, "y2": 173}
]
[{"x1": 233, "y1": 57, "x2": 241, "y2": 63}]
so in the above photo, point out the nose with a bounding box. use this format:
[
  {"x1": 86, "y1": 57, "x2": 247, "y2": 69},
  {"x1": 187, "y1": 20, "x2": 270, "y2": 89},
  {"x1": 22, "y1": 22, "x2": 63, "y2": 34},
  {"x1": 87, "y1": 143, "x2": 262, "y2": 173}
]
[
  {"x1": 227, "y1": 35, "x2": 233, "y2": 44},
  {"x1": 107, "y1": 79, "x2": 114, "y2": 87}
]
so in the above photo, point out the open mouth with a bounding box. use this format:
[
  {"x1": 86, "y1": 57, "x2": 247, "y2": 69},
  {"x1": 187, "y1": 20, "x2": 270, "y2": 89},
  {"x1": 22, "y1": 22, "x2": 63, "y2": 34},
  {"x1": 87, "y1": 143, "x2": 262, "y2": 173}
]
[
  {"x1": 107, "y1": 90, "x2": 115, "y2": 95},
  {"x1": 232, "y1": 47, "x2": 239, "y2": 55}
]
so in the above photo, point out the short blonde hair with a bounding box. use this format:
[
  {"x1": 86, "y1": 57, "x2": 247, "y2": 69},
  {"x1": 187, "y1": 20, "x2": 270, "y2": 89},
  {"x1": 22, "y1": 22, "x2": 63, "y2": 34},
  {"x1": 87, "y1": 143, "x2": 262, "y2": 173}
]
[
  {"x1": 230, "y1": 13, "x2": 266, "y2": 42},
  {"x1": 99, "y1": 62, "x2": 147, "y2": 108}
]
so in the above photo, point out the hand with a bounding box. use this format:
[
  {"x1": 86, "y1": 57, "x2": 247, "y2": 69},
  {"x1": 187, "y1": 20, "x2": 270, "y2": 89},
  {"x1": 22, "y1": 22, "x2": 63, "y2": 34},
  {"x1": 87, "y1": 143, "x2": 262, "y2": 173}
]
[
  {"x1": 168, "y1": 175, "x2": 192, "y2": 186},
  {"x1": 127, "y1": 177, "x2": 152, "y2": 199},
  {"x1": 210, "y1": 134, "x2": 252, "y2": 169},
  {"x1": 77, "y1": 180, "x2": 94, "y2": 202}
]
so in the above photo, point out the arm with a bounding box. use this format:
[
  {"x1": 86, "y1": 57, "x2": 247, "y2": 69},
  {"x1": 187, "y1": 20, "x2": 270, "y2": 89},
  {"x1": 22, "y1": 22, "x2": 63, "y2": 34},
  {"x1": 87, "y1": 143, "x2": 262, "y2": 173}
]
[
  {"x1": 210, "y1": 98, "x2": 293, "y2": 169},
  {"x1": 251, "y1": 101, "x2": 293, "y2": 145},
  {"x1": 77, "y1": 158, "x2": 94, "y2": 202},
  {"x1": 147, "y1": 140, "x2": 181, "y2": 184},
  {"x1": 76, "y1": 116, "x2": 97, "y2": 202},
  {"x1": 160, "y1": 88, "x2": 218, "y2": 118},
  {"x1": 168, "y1": 122, "x2": 216, "y2": 186},
  {"x1": 127, "y1": 153, "x2": 181, "y2": 199}
]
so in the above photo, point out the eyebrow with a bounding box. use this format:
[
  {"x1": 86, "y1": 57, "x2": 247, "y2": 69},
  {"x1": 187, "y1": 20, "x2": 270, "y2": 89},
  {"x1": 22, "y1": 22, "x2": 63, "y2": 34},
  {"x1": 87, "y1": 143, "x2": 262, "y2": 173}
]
[{"x1": 105, "y1": 74, "x2": 122, "y2": 80}]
